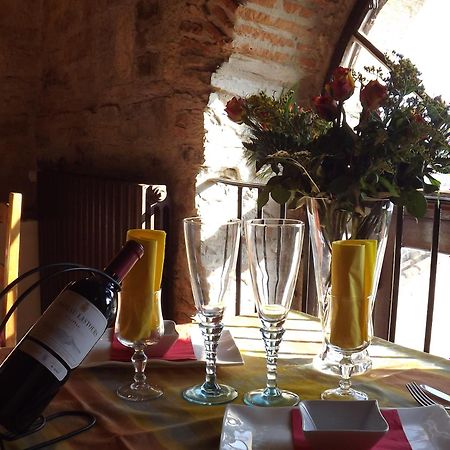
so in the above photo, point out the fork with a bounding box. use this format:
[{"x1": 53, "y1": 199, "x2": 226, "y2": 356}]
[{"x1": 406, "y1": 382, "x2": 450, "y2": 411}]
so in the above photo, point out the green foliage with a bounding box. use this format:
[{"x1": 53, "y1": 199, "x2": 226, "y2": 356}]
[{"x1": 226, "y1": 53, "x2": 450, "y2": 218}]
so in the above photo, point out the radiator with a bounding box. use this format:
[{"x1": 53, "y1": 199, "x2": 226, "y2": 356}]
[{"x1": 37, "y1": 171, "x2": 169, "y2": 312}]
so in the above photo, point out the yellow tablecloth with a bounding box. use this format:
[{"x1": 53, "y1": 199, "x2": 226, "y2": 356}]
[{"x1": 3, "y1": 311, "x2": 450, "y2": 449}]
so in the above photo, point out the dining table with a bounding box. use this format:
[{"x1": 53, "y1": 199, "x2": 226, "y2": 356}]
[{"x1": 1, "y1": 310, "x2": 449, "y2": 449}]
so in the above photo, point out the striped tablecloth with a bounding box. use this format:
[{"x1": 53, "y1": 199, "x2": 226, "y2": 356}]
[{"x1": 2, "y1": 311, "x2": 450, "y2": 449}]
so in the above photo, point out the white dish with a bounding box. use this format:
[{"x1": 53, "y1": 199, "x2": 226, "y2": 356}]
[
  {"x1": 300, "y1": 400, "x2": 388, "y2": 450},
  {"x1": 81, "y1": 322, "x2": 243, "y2": 368},
  {"x1": 220, "y1": 404, "x2": 450, "y2": 450}
]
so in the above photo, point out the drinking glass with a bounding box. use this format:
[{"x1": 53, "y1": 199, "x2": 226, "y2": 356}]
[
  {"x1": 116, "y1": 290, "x2": 164, "y2": 401},
  {"x1": 244, "y1": 218, "x2": 304, "y2": 407},
  {"x1": 319, "y1": 236, "x2": 378, "y2": 400},
  {"x1": 307, "y1": 198, "x2": 393, "y2": 376},
  {"x1": 320, "y1": 294, "x2": 371, "y2": 400},
  {"x1": 182, "y1": 217, "x2": 241, "y2": 405},
  {"x1": 115, "y1": 229, "x2": 166, "y2": 401}
]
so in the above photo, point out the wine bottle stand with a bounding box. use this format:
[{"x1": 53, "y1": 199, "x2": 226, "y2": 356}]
[{"x1": 0, "y1": 263, "x2": 121, "y2": 445}]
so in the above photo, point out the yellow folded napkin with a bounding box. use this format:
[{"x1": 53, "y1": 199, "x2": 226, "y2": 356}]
[
  {"x1": 329, "y1": 239, "x2": 377, "y2": 349},
  {"x1": 127, "y1": 229, "x2": 166, "y2": 291},
  {"x1": 118, "y1": 229, "x2": 166, "y2": 342}
]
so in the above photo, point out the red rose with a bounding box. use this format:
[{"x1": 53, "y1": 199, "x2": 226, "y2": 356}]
[
  {"x1": 225, "y1": 97, "x2": 246, "y2": 123},
  {"x1": 327, "y1": 67, "x2": 355, "y2": 102},
  {"x1": 312, "y1": 95, "x2": 338, "y2": 121},
  {"x1": 360, "y1": 80, "x2": 387, "y2": 110},
  {"x1": 412, "y1": 112, "x2": 425, "y2": 124}
]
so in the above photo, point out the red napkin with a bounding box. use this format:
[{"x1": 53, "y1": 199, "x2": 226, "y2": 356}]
[
  {"x1": 110, "y1": 334, "x2": 196, "y2": 362},
  {"x1": 291, "y1": 408, "x2": 412, "y2": 450}
]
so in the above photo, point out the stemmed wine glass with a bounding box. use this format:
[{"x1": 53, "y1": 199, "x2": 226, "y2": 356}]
[
  {"x1": 244, "y1": 218, "x2": 304, "y2": 407},
  {"x1": 182, "y1": 217, "x2": 241, "y2": 405},
  {"x1": 115, "y1": 229, "x2": 166, "y2": 401}
]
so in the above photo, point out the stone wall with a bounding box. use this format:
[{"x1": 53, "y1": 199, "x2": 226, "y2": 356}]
[
  {"x1": 0, "y1": 0, "x2": 357, "y2": 322},
  {"x1": 35, "y1": 0, "x2": 243, "y2": 321},
  {"x1": 0, "y1": 0, "x2": 42, "y2": 216}
]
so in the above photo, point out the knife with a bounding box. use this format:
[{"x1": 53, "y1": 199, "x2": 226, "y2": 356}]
[{"x1": 420, "y1": 384, "x2": 450, "y2": 403}]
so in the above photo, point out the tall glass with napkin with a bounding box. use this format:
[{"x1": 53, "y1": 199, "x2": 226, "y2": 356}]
[
  {"x1": 322, "y1": 239, "x2": 376, "y2": 400},
  {"x1": 307, "y1": 198, "x2": 393, "y2": 377},
  {"x1": 115, "y1": 229, "x2": 166, "y2": 401}
]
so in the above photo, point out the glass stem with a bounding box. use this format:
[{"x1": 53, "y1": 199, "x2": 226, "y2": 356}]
[
  {"x1": 261, "y1": 321, "x2": 285, "y2": 396},
  {"x1": 200, "y1": 316, "x2": 223, "y2": 392},
  {"x1": 131, "y1": 344, "x2": 148, "y2": 390},
  {"x1": 338, "y1": 354, "x2": 354, "y2": 393}
]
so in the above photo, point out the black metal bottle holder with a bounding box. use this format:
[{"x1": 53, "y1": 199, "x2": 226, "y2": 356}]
[{"x1": 0, "y1": 264, "x2": 120, "y2": 450}]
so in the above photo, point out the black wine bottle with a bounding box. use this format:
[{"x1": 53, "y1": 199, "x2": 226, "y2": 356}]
[{"x1": 0, "y1": 240, "x2": 144, "y2": 433}]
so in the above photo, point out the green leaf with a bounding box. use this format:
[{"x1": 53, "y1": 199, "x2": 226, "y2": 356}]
[
  {"x1": 257, "y1": 189, "x2": 270, "y2": 209},
  {"x1": 255, "y1": 160, "x2": 264, "y2": 172},
  {"x1": 267, "y1": 175, "x2": 283, "y2": 186},
  {"x1": 379, "y1": 176, "x2": 400, "y2": 196},
  {"x1": 405, "y1": 190, "x2": 427, "y2": 218},
  {"x1": 270, "y1": 185, "x2": 291, "y2": 205},
  {"x1": 423, "y1": 183, "x2": 439, "y2": 194},
  {"x1": 329, "y1": 176, "x2": 353, "y2": 195},
  {"x1": 424, "y1": 173, "x2": 441, "y2": 187}
]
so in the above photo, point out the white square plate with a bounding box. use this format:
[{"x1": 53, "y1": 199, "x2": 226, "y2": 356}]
[
  {"x1": 81, "y1": 322, "x2": 243, "y2": 368},
  {"x1": 220, "y1": 404, "x2": 450, "y2": 450}
]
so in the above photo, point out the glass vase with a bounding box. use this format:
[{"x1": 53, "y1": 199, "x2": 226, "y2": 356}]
[{"x1": 307, "y1": 197, "x2": 393, "y2": 375}]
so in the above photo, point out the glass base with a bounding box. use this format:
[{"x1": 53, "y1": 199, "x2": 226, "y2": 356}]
[
  {"x1": 182, "y1": 383, "x2": 238, "y2": 405},
  {"x1": 243, "y1": 388, "x2": 299, "y2": 407},
  {"x1": 117, "y1": 383, "x2": 163, "y2": 402},
  {"x1": 314, "y1": 345, "x2": 372, "y2": 376},
  {"x1": 321, "y1": 386, "x2": 368, "y2": 401}
]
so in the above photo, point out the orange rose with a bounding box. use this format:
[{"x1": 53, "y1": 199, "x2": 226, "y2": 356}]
[
  {"x1": 360, "y1": 80, "x2": 387, "y2": 110},
  {"x1": 225, "y1": 97, "x2": 246, "y2": 123},
  {"x1": 327, "y1": 67, "x2": 355, "y2": 102},
  {"x1": 312, "y1": 95, "x2": 338, "y2": 121}
]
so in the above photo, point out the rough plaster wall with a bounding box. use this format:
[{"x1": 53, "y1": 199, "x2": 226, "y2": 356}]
[{"x1": 0, "y1": 0, "x2": 42, "y2": 215}]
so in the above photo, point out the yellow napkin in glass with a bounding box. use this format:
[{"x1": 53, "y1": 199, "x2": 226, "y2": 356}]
[
  {"x1": 329, "y1": 239, "x2": 377, "y2": 349},
  {"x1": 119, "y1": 229, "x2": 166, "y2": 342}
]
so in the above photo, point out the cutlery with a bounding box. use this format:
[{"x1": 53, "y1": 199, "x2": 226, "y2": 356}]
[
  {"x1": 406, "y1": 382, "x2": 450, "y2": 411},
  {"x1": 420, "y1": 384, "x2": 450, "y2": 404}
]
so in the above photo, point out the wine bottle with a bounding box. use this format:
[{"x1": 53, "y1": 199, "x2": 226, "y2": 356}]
[{"x1": 0, "y1": 240, "x2": 144, "y2": 433}]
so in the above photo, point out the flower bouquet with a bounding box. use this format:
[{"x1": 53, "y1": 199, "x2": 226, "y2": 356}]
[
  {"x1": 225, "y1": 53, "x2": 450, "y2": 375},
  {"x1": 225, "y1": 52, "x2": 450, "y2": 219}
]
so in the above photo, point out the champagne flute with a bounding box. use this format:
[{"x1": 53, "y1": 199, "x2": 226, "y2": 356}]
[
  {"x1": 244, "y1": 218, "x2": 304, "y2": 407},
  {"x1": 182, "y1": 217, "x2": 241, "y2": 405},
  {"x1": 115, "y1": 229, "x2": 166, "y2": 401}
]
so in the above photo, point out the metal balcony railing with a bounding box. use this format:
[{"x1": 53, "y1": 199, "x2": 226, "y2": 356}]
[{"x1": 209, "y1": 177, "x2": 450, "y2": 352}]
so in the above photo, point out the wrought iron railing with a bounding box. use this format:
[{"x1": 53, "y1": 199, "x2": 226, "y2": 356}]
[
  {"x1": 388, "y1": 195, "x2": 450, "y2": 352},
  {"x1": 209, "y1": 177, "x2": 450, "y2": 352}
]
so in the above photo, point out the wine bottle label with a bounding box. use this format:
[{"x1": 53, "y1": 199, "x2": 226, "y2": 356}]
[
  {"x1": 29, "y1": 290, "x2": 107, "y2": 369},
  {"x1": 20, "y1": 339, "x2": 68, "y2": 381}
]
